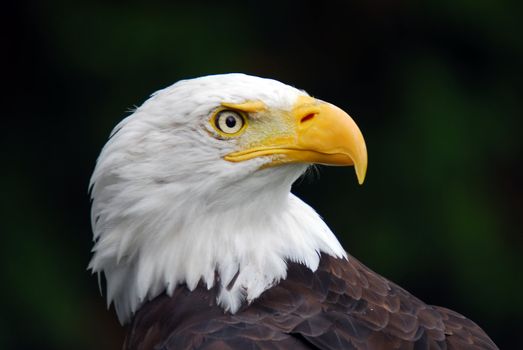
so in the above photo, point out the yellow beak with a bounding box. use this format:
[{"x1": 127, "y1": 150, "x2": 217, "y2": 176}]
[{"x1": 224, "y1": 96, "x2": 368, "y2": 184}]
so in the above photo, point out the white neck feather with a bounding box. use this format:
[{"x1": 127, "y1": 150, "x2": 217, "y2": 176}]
[{"x1": 90, "y1": 164, "x2": 346, "y2": 324}]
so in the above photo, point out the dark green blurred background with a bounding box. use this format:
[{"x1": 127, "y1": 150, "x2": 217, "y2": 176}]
[{"x1": 3, "y1": 1, "x2": 522, "y2": 349}]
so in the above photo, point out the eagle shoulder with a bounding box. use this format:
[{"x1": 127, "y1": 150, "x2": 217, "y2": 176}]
[{"x1": 125, "y1": 254, "x2": 498, "y2": 350}]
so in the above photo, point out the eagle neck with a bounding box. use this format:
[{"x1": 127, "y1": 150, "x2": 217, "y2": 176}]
[{"x1": 92, "y1": 166, "x2": 347, "y2": 324}]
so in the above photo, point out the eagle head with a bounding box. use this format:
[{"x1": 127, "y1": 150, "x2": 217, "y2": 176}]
[{"x1": 89, "y1": 73, "x2": 367, "y2": 323}]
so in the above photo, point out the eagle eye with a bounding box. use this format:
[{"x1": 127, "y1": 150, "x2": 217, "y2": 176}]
[{"x1": 212, "y1": 110, "x2": 246, "y2": 136}]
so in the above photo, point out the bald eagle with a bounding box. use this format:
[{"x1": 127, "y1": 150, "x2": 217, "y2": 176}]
[{"x1": 89, "y1": 74, "x2": 497, "y2": 349}]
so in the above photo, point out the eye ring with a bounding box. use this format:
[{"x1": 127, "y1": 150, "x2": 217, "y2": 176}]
[{"x1": 211, "y1": 109, "x2": 247, "y2": 137}]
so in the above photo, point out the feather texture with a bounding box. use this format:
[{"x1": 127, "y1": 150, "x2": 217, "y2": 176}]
[{"x1": 125, "y1": 254, "x2": 498, "y2": 350}]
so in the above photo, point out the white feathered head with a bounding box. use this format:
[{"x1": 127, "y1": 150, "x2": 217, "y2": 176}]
[{"x1": 89, "y1": 73, "x2": 367, "y2": 323}]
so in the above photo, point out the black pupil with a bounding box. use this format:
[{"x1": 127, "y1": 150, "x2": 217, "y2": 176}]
[{"x1": 225, "y1": 115, "x2": 237, "y2": 128}]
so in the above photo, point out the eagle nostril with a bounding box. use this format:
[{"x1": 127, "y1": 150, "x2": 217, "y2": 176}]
[{"x1": 300, "y1": 113, "x2": 315, "y2": 124}]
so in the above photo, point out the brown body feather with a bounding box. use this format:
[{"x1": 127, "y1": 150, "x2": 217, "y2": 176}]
[{"x1": 125, "y1": 254, "x2": 497, "y2": 350}]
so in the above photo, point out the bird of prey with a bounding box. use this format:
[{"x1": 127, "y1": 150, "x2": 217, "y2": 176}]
[{"x1": 89, "y1": 73, "x2": 497, "y2": 349}]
